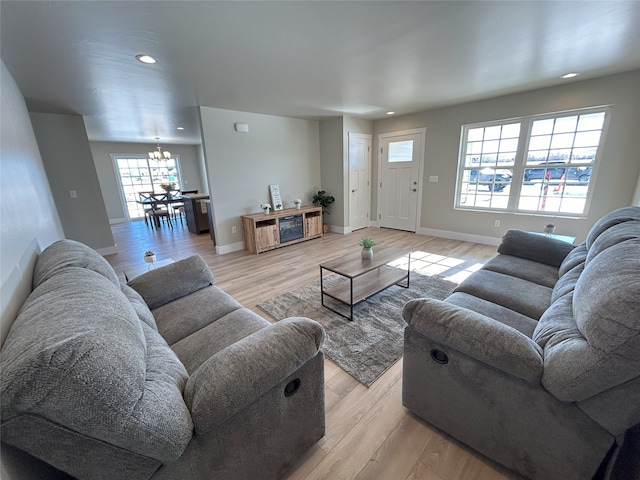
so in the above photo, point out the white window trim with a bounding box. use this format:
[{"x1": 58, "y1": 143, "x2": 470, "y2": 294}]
[
  {"x1": 111, "y1": 154, "x2": 183, "y2": 221},
  {"x1": 454, "y1": 106, "x2": 611, "y2": 218}
]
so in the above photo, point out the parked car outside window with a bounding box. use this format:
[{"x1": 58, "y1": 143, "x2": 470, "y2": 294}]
[
  {"x1": 468, "y1": 168, "x2": 512, "y2": 192},
  {"x1": 524, "y1": 161, "x2": 592, "y2": 182}
]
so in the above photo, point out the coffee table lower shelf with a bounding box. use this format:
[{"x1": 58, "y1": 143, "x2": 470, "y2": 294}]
[{"x1": 321, "y1": 265, "x2": 409, "y2": 321}]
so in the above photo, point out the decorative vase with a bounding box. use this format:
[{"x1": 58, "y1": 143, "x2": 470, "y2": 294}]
[
  {"x1": 144, "y1": 254, "x2": 156, "y2": 270},
  {"x1": 544, "y1": 225, "x2": 556, "y2": 235},
  {"x1": 296, "y1": 204, "x2": 301, "y2": 209},
  {"x1": 361, "y1": 247, "x2": 373, "y2": 260},
  {"x1": 264, "y1": 208, "x2": 270, "y2": 215}
]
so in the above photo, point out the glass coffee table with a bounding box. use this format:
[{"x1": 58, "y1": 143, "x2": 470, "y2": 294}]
[{"x1": 319, "y1": 246, "x2": 411, "y2": 321}]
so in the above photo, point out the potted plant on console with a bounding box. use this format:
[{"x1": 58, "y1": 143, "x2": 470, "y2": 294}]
[{"x1": 312, "y1": 190, "x2": 335, "y2": 234}]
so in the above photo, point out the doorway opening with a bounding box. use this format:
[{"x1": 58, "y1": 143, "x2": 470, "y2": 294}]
[
  {"x1": 377, "y1": 128, "x2": 426, "y2": 232},
  {"x1": 113, "y1": 155, "x2": 182, "y2": 220}
]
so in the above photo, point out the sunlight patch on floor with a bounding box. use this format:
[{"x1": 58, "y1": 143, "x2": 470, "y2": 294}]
[{"x1": 388, "y1": 251, "x2": 485, "y2": 284}]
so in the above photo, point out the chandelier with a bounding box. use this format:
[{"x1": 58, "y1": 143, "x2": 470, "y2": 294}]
[{"x1": 148, "y1": 137, "x2": 171, "y2": 160}]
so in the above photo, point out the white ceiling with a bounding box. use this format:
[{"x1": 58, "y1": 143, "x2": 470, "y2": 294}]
[{"x1": 2, "y1": 1, "x2": 640, "y2": 145}]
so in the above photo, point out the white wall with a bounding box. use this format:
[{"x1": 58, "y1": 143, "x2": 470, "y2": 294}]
[
  {"x1": 372, "y1": 70, "x2": 640, "y2": 244},
  {"x1": 30, "y1": 112, "x2": 115, "y2": 252},
  {"x1": 318, "y1": 116, "x2": 374, "y2": 232},
  {"x1": 319, "y1": 117, "x2": 344, "y2": 227},
  {"x1": 90, "y1": 142, "x2": 205, "y2": 222},
  {"x1": 199, "y1": 107, "x2": 321, "y2": 251},
  {"x1": 0, "y1": 60, "x2": 66, "y2": 480}
]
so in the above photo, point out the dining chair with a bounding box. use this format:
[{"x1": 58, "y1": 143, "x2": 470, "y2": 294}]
[
  {"x1": 138, "y1": 191, "x2": 157, "y2": 227},
  {"x1": 172, "y1": 190, "x2": 199, "y2": 223},
  {"x1": 149, "y1": 192, "x2": 173, "y2": 228}
]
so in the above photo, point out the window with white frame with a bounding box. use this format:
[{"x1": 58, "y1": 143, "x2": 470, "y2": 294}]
[
  {"x1": 455, "y1": 107, "x2": 610, "y2": 216},
  {"x1": 114, "y1": 155, "x2": 182, "y2": 220}
]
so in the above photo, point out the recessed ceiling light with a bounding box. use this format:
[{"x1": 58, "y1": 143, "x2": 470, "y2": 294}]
[
  {"x1": 136, "y1": 54, "x2": 157, "y2": 64},
  {"x1": 386, "y1": 111, "x2": 395, "y2": 115},
  {"x1": 176, "y1": 126, "x2": 184, "y2": 131},
  {"x1": 561, "y1": 72, "x2": 579, "y2": 79}
]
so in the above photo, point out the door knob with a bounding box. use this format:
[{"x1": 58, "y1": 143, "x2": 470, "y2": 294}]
[
  {"x1": 352, "y1": 189, "x2": 358, "y2": 193},
  {"x1": 410, "y1": 188, "x2": 417, "y2": 192}
]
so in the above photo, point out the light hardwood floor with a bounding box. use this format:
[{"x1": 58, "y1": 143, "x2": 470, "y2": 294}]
[{"x1": 106, "y1": 220, "x2": 524, "y2": 480}]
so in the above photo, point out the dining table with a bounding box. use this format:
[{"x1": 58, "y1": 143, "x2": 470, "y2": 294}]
[{"x1": 137, "y1": 192, "x2": 185, "y2": 227}]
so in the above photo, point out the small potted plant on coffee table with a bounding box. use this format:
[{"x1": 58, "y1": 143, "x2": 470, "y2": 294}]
[
  {"x1": 359, "y1": 236, "x2": 377, "y2": 260},
  {"x1": 144, "y1": 250, "x2": 156, "y2": 270}
]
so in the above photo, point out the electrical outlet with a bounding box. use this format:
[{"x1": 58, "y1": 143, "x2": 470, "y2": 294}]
[
  {"x1": 494, "y1": 220, "x2": 501, "y2": 227},
  {"x1": 231, "y1": 226, "x2": 237, "y2": 234}
]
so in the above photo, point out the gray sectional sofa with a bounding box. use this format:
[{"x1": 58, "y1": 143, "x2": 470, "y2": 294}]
[
  {"x1": 1, "y1": 239, "x2": 326, "y2": 479},
  {"x1": 403, "y1": 206, "x2": 640, "y2": 480}
]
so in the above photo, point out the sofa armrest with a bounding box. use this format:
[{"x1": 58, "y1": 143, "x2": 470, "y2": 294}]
[
  {"x1": 128, "y1": 255, "x2": 215, "y2": 309},
  {"x1": 183, "y1": 317, "x2": 325, "y2": 435},
  {"x1": 497, "y1": 229, "x2": 575, "y2": 268},
  {"x1": 403, "y1": 298, "x2": 543, "y2": 383}
]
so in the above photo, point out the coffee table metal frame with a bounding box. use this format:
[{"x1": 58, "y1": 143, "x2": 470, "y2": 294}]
[{"x1": 319, "y1": 246, "x2": 411, "y2": 321}]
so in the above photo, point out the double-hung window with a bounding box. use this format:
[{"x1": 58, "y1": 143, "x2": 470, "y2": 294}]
[{"x1": 455, "y1": 106, "x2": 610, "y2": 217}]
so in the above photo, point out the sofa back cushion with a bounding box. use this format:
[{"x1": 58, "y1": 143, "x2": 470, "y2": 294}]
[
  {"x1": 558, "y1": 243, "x2": 587, "y2": 278},
  {"x1": 121, "y1": 284, "x2": 158, "y2": 331},
  {"x1": 128, "y1": 255, "x2": 214, "y2": 310},
  {"x1": 1, "y1": 268, "x2": 193, "y2": 464},
  {"x1": 585, "y1": 206, "x2": 640, "y2": 248},
  {"x1": 539, "y1": 209, "x2": 640, "y2": 402},
  {"x1": 33, "y1": 239, "x2": 120, "y2": 289}
]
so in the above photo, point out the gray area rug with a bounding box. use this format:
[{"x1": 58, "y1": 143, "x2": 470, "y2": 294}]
[{"x1": 257, "y1": 272, "x2": 457, "y2": 387}]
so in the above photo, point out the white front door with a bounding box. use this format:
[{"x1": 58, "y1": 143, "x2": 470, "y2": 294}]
[
  {"x1": 348, "y1": 133, "x2": 371, "y2": 231},
  {"x1": 378, "y1": 128, "x2": 425, "y2": 232}
]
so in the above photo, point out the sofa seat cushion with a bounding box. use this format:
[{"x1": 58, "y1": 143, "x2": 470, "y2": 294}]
[
  {"x1": 454, "y1": 270, "x2": 552, "y2": 320},
  {"x1": 152, "y1": 285, "x2": 244, "y2": 345},
  {"x1": 446, "y1": 292, "x2": 538, "y2": 337},
  {"x1": 1, "y1": 269, "x2": 193, "y2": 463},
  {"x1": 171, "y1": 308, "x2": 271, "y2": 374},
  {"x1": 482, "y1": 254, "x2": 559, "y2": 288}
]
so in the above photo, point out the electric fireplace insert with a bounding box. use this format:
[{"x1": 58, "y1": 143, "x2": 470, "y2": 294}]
[{"x1": 279, "y1": 214, "x2": 304, "y2": 243}]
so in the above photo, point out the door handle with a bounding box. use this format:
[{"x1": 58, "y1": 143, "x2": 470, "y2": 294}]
[
  {"x1": 409, "y1": 188, "x2": 417, "y2": 192},
  {"x1": 352, "y1": 189, "x2": 358, "y2": 193}
]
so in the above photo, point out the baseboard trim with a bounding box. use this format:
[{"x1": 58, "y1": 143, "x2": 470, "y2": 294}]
[
  {"x1": 216, "y1": 242, "x2": 245, "y2": 255},
  {"x1": 96, "y1": 245, "x2": 118, "y2": 255},
  {"x1": 109, "y1": 218, "x2": 128, "y2": 225},
  {"x1": 417, "y1": 227, "x2": 502, "y2": 246}
]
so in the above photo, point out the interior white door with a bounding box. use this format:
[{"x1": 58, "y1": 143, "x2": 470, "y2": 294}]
[
  {"x1": 378, "y1": 130, "x2": 424, "y2": 231},
  {"x1": 348, "y1": 133, "x2": 371, "y2": 231}
]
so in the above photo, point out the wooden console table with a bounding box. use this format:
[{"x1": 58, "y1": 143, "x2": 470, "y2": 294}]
[{"x1": 241, "y1": 206, "x2": 323, "y2": 254}]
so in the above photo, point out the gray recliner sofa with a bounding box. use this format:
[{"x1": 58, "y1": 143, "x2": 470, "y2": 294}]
[
  {"x1": 402, "y1": 206, "x2": 640, "y2": 480},
  {"x1": 1, "y1": 239, "x2": 326, "y2": 479}
]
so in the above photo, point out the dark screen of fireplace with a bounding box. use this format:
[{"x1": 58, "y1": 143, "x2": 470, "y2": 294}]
[{"x1": 279, "y1": 214, "x2": 304, "y2": 243}]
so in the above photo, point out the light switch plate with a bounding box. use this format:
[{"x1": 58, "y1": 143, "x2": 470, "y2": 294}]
[{"x1": 429, "y1": 176, "x2": 438, "y2": 183}]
